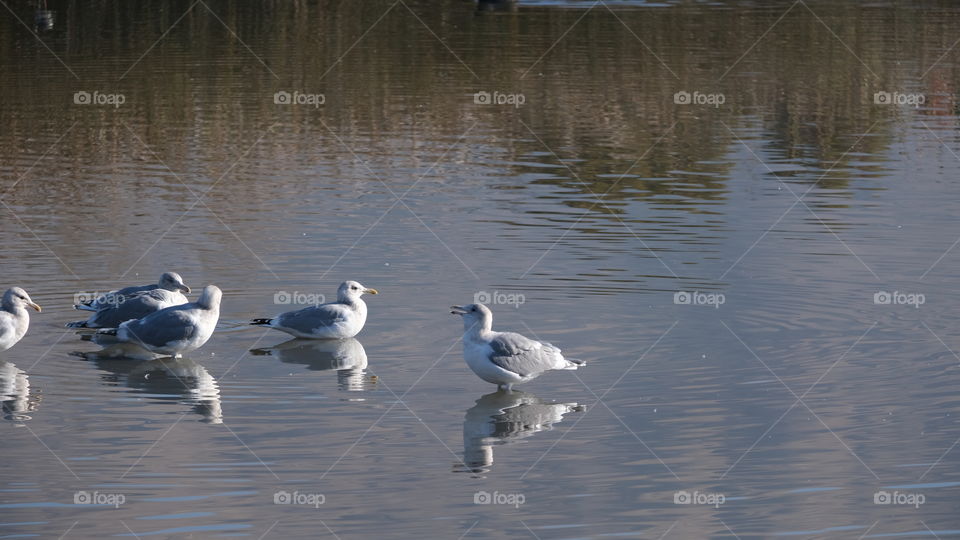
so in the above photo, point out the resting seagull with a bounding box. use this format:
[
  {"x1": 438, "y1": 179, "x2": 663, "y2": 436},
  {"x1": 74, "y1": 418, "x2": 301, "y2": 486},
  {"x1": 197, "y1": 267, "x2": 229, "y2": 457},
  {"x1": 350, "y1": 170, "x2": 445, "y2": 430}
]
[
  {"x1": 74, "y1": 271, "x2": 190, "y2": 312},
  {"x1": 67, "y1": 288, "x2": 189, "y2": 328},
  {"x1": 250, "y1": 281, "x2": 378, "y2": 339},
  {"x1": 0, "y1": 288, "x2": 41, "y2": 351},
  {"x1": 97, "y1": 285, "x2": 221, "y2": 357},
  {"x1": 450, "y1": 303, "x2": 584, "y2": 391}
]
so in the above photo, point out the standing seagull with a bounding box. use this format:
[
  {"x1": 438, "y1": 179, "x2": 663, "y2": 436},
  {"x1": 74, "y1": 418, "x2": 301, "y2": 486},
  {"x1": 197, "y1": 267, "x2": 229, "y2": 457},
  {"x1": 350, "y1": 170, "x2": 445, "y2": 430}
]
[
  {"x1": 250, "y1": 281, "x2": 378, "y2": 339},
  {"x1": 450, "y1": 303, "x2": 584, "y2": 391},
  {"x1": 0, "y1": 288, "x2": 41, "y2": 351},
  {"x1": 97, "y1": 285, "x2": 221, "y2": 357},
  {"x1": 74, "y1": 271, "x2": 190, "y2": 312}
]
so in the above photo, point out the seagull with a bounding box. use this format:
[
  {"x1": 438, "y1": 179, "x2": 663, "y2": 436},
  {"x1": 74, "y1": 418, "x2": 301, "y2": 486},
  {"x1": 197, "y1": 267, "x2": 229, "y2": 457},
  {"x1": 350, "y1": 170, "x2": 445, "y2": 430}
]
[
  {"x1": 0, "y1": 288, "x2": 41, "y2": 351},
  {"x1": 450, "y1": 303, "x2": 584, "y2": 391},
  {"x1": 67, "y1": 288, "x2": 189, "y2": 329},
  {"x1": 74, "y1": 271, "x2": 190, "y2": 312},
  {"x1": 250, "y1": 281, "x2": 378, "y2": 339},
  {"x1": 96, "y1": 285, "x2": 221, "y2": 357}
]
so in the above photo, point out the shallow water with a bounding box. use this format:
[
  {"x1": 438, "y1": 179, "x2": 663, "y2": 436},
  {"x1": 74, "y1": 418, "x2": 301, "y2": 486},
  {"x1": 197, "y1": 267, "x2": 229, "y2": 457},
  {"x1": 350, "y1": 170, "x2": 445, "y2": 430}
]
[{"x1": 1, "y1": 0, "x2": 959, "y2": 538}]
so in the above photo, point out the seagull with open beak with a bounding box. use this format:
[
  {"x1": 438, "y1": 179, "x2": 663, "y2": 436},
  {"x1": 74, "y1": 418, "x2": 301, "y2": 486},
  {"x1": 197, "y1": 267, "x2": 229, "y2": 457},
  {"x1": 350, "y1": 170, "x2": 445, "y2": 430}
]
[{"x1": 450, "y1": 302, "x2": 584, "y2": 391}]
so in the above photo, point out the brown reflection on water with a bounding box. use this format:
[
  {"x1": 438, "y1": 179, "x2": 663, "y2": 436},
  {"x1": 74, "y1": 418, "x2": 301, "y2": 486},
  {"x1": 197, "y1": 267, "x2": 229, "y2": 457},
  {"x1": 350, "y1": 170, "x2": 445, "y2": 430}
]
[{"x1": 4, "y1": 1, "x2": 958, "y2": 210}]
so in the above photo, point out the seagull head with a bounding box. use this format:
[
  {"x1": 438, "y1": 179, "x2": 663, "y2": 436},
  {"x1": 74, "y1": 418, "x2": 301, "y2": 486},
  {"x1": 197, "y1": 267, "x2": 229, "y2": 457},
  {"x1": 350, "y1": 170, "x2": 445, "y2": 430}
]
[
  {"x1": 338, "y1": 281, "x2": 379, "y2": 303},
  {"x1": 450, "y1": 303, "x2": 492, "y2": 333},
  {"x1": 2, "y1": 287, "x2": 41, "y2": 312},
  {"x1": 197, "y1": 285, "x2": 222, "y2": 310},
  {"x1": 159, "y1": 272, "x2": 191, "y2": 294}
]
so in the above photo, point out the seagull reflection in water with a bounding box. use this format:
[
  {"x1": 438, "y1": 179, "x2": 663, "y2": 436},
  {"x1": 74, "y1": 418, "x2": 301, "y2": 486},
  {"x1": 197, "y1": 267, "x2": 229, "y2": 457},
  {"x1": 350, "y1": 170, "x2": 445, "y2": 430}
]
[
  {"x1": 250, "y1": 337, "x2": 375, "y2": 394},
  {"x1": 0, "y1": 361, "x2": 40, "y2": 421},
  {"x1": 72, "y1": 353, "x2": 222, "y2": 424},
  {"x1": 456, "y1": 390, "x2": 583, "y2": 475}
]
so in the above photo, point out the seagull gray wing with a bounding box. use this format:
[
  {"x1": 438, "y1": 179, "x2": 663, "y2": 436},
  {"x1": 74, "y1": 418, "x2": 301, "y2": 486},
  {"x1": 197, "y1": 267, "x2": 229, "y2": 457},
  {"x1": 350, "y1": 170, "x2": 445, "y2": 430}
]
[
  {"x1": 90, "y1": 289, "x2": 184, "y2": 327},
  {"x1": 276, "y1": 303, "x2": 351, "y2": 333},
  {"x1": 87, "y1": 284, "x2": 157, "y2": 310},
  {"x1": 122, "y1": 307, "x2": 198, "y2": 349},
  {"x1": 487, "y1": 332, "x2": 553, "y2": 377}
]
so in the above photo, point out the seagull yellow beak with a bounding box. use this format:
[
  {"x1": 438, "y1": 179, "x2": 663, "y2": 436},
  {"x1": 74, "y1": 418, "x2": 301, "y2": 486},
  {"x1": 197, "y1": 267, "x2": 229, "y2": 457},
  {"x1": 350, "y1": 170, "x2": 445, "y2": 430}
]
[
  {"x1": 179, "y1": 285, "x2": 191, "y2": 294},
  {"x1": 364, "y1": 288, "x2": 379, "y2": 295},
  {"x1": 450, "y1": 305, "x2": 467, "y2": 315},
  {"x1": 28, "y1": 302, "x2": 41, "y2": 312}
]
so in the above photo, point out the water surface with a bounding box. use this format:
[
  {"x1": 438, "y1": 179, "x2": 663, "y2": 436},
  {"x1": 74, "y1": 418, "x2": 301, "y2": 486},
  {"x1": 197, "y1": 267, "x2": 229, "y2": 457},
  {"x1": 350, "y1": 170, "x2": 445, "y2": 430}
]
[{"x1": 1, "y1": 0, "x2": 959, "y2": 538}]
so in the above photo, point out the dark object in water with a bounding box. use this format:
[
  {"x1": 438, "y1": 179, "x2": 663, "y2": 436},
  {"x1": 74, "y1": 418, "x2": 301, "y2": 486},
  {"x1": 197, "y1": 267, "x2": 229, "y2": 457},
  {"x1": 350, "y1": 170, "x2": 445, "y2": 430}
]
[
  {"x1": 34, "y1": 10, "x2": 54, "y2": 31},
  {"x1": 477, "y1": 0, "x2": 517, "y2": 12}
]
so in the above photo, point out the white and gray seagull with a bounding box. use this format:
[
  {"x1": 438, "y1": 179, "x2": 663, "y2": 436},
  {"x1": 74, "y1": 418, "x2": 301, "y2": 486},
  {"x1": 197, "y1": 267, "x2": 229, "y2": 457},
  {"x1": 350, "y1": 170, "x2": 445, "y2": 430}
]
[
  {"x1": 450, "y1": 303, "x2": 584, "y2": 391},
  {"x1": 0, "y1": 288, "x2": 41, "y2": 352},
  {"x1": 250, "y1": 281, "x2": 378, "y2": 339},
  {"x1": 67, "y1": 288, "x2": 189, "y2": 329},
  {"x1": 96, "y1": 285, "x2": 221, "y2": 357},
  {"x1": 74, "y1": 271, "x2": 190, "y2": 312}
]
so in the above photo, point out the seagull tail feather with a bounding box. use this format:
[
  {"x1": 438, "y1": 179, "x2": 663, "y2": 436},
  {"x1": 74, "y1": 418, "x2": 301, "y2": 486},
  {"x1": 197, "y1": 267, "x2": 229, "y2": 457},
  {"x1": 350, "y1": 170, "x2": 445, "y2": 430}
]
[
  {"x1": 564, "y1": 357, "x2": 586, "y2": 369},
  {"x1": 250, "y1": 318, "x2": 273, "y2": 326}
]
